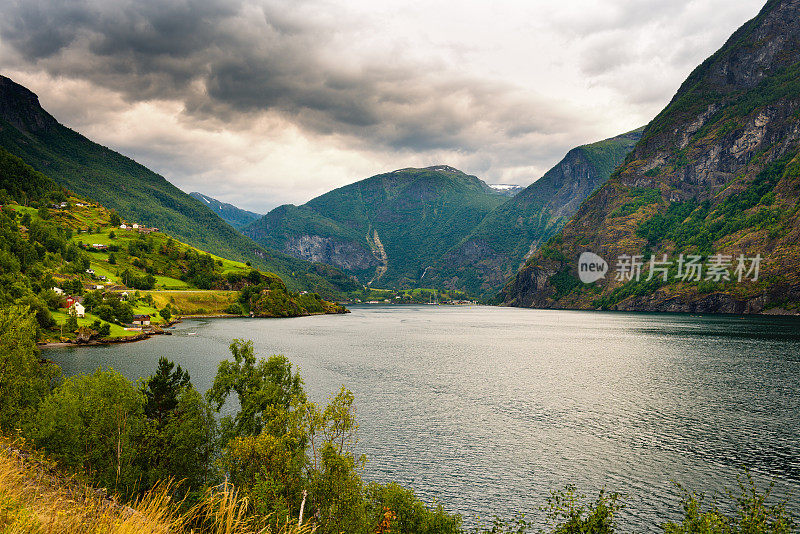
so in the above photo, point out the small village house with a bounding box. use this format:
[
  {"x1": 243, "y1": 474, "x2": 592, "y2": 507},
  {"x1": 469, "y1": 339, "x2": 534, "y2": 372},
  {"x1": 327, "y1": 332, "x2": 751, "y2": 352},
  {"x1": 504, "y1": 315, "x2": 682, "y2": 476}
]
[
  {"x1": 64, "y1": 296, "x2": 83, "y2": 309},
  {"x1": 132, "y1": 314, "x2": 151, "y2": 326},
  {"x1": 70, "y1": 302, "x2": 85, "y2": 318},
  {"x1": 53, "y1": 287, "x2": 64, "y2": 295}
]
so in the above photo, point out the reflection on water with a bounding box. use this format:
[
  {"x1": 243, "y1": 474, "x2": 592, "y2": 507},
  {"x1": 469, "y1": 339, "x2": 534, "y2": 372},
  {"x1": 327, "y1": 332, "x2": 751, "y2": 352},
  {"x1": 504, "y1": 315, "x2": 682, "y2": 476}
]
[{"x1": 47, "y1": 306, "x2": 800, "y2": 531}]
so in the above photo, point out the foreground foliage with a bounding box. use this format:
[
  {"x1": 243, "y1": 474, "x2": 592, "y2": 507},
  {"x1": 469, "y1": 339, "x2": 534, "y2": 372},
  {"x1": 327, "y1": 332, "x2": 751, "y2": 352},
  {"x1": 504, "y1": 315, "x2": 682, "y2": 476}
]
[{"x1": 0, "y1": 307, "x2": 796, "y2": 533}]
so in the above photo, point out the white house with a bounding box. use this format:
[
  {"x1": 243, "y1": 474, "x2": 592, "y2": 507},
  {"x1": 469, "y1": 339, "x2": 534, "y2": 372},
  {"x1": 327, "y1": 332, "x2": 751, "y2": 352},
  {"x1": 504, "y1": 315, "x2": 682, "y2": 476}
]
[
  {"x1": 53, "y1": 287, "x2": 64, "y2": 295},
  {"x1": 70, "y1": 302, "x2": 85, "y2": 318},
  {"x1": 120, "y1": 224, "x2": 128, "y2": 229},
  {"x1": 120, "y1": 291, "x2": 129, "y2": 300},
  {"x1": 86, "y1": 269, "x2": 95, "y2": 275},
  {"x1": 132, "y1": 223, "x2": 139, "y2": 229}
]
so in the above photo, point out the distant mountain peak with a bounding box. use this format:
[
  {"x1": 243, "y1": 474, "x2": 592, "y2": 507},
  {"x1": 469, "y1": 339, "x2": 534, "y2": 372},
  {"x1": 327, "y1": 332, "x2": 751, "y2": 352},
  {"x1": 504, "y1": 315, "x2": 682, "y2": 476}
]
[
  {"x1": 488, "y1": 184, "x2": 525, "y2": 197},
  {"x1": 189, "y1": 192, "x2": 261, "y2": 230},
  {"x1": 391, "y1": 165, "x2": 465, "y2": 175},
  {"x1": 0, "y1": 75, "x2": 56, "y2": 133}
]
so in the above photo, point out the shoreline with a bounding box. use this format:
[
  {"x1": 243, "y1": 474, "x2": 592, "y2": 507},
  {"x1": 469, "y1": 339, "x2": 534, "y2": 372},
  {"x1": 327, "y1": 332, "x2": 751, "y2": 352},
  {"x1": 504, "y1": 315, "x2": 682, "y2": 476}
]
[{"x1": 37, "y1": 309, "x2": 349, "y2": 349}]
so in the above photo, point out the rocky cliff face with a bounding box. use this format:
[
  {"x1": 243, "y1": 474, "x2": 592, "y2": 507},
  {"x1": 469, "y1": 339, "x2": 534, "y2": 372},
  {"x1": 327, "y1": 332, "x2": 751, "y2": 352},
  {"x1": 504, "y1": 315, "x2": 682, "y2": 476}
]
[
  {"x1": 282, "y1": 234, "x2": 380, "y2": 271},
  {"x1": 502, "y1": 0, "x2": 800, "y2": 314},
  {"x1": 424, "y1": 129, "x2": 642, "y2": 297}
]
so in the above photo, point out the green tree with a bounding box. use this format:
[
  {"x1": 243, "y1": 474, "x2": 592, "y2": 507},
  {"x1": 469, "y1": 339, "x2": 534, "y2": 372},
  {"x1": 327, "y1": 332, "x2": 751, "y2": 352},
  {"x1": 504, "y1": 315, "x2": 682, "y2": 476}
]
[
  {"x1": 109, "y1": 210, "x2": 121, "y2": 227},
  {"x1": 0, "y1": 306, "x2": 59, "y2": 433},
  {"x1": 139, "y1": 384, "x2": 218, "y2": 497},
  {"x1": 141, "y1": 357, "x2": 189, "y2": 423},
  {"x1": 34, "y1": 369, "x2": 146, "y2": 497},
  {"x1": 206, "y1": 339, "x2": 306, "y2": 439},
  {"x1": 65, "y1": 306, "x2": 79, "y2": 332},
  {"x1": 220, "y1": 404, "x2": 308, "y2": 522},
  {"x1": 160, "y1": 305, "x2": 172, "y2": 322},
  {"x1": 541, "y1": 486, "x2": 622, "y2": 534},
  {"x1": 366, "y1": 483, "x2": 461, "y2": 534}
]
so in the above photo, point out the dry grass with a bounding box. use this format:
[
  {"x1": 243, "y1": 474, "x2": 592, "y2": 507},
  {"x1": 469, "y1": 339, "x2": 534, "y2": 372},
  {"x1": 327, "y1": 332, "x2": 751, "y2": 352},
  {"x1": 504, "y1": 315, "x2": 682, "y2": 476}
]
[{"x1": 0, "y1": 439, "x2": 314, "y2": 534}]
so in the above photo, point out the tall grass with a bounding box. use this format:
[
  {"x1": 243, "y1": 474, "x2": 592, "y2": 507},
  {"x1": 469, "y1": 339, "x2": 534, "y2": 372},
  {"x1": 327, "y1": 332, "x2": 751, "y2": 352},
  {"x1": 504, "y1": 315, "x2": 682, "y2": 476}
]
[{"x1": 0, "y1": 440, "x2": 315, "y2": 534}]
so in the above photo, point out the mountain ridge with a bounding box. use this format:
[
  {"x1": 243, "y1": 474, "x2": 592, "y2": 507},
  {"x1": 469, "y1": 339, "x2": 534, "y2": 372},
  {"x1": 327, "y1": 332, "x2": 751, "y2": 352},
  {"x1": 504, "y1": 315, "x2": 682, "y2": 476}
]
[
  {"x1": 242, "y1": 165, "x2": 506, "y2": 289},
  {"x1": 189, "y1": 192, "x2": 262, "y2": 229},
  {"x1": 501, "y1": 0, "x2": 800, "y2": 313},
  {"x1": 423, "y1": 128, "x2": 644, "y2": 296},
  {"x1": 0, "y1": 74, "x2": 356, "y2": 297}
]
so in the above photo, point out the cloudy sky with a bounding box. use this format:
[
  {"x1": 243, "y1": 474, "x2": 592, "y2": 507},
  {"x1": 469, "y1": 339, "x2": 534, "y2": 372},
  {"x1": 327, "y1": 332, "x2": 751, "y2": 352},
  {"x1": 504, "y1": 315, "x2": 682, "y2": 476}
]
[{"x1": 0, "y1": 0, "x2": 765, "y2": 212}]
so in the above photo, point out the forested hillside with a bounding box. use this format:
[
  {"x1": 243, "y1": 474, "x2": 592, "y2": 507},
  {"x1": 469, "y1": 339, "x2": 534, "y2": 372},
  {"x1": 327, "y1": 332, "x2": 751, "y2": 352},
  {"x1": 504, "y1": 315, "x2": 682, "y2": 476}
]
[
  {"x1": 425, "y1": 129, "x2": 643, "y2": 297},
  {"x1": 243, "y1": 166, "x2": 506, "y2": 289},
  {"x1": 0, "y1": 75, "x2": 356, "y2": 297}
]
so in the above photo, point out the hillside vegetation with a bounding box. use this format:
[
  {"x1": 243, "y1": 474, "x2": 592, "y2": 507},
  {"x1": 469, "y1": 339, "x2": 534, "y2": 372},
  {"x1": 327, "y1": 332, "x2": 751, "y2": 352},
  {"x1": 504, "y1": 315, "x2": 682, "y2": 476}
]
[
  {"x1": 242, "y1": 166, "x2": 506, "y2": 290},
  {"x1": 426, "y1": 129, "x2": 643, "y2": 297},
  {"x1": 0, "y1": 75, "x2": 356, "y2": 298},
  {"x1": 0, "y1": 147, "x2": 345, "y2": 344}
]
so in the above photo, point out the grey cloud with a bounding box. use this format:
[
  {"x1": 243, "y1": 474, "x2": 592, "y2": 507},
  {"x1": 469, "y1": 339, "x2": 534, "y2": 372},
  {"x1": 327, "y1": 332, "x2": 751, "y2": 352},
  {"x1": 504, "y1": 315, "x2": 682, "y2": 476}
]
[{"x1": 0, "y1": 0, "x2": 576, "y2": 156}]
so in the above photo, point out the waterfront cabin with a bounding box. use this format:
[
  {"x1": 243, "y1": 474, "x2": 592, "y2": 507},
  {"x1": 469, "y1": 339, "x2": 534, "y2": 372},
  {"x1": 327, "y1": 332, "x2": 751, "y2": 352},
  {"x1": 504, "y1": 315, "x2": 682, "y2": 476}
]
[{"x1": 132, "y1": 314, "x2": 151, "y2": 326}]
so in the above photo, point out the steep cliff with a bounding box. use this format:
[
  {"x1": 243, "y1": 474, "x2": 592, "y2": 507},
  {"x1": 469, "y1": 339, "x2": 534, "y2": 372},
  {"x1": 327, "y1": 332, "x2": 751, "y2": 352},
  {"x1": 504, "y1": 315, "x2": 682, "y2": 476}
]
[{"x1": 502, "y1": 0, "x2": 800, "y2": 314}]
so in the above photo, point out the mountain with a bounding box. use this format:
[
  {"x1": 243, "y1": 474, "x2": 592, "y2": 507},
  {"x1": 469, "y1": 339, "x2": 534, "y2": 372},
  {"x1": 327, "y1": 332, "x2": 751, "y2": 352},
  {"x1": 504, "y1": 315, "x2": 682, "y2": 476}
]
[
  {"x1": 423, "y1": 128, "x2": 643, "y2": 296},
  {"x1": 488, "y1": 184, "x2": 525, "y2": 197},
  {"x1": 502, "y1": 0, "x2": 800, "y2": 314},
  {"x1": 242, "y1": 165, "x2": 506, "y2": 288},
  {"x1": 0, "y1": 75, "x2": 356, "y2": 297},
  {"x1": 0, "y1": 149, "x2": 346, "y2": 341},
  {"x1": 189, "y1": 192, "x2": 262, "y2": 229}
]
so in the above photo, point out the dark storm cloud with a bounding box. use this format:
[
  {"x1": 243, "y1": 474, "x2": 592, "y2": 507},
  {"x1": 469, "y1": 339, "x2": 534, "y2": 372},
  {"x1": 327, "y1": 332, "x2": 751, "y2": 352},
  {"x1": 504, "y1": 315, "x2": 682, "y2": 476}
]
[{"x1": 0, "y1": 0, "x2": 572, "y2": 156}]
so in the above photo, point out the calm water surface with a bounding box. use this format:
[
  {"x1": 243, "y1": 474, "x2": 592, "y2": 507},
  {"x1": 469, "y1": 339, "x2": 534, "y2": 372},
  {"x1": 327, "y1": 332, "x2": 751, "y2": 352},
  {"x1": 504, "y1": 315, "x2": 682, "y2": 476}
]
[{"x1": 47, "y1": 306, "x2": 800, "y2": 531}]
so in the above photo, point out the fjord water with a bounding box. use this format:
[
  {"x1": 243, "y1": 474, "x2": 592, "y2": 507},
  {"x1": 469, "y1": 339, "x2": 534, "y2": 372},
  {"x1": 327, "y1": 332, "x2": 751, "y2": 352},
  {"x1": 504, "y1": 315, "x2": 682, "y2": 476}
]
[{"x1": 47, "y1": 306, "x2": 800, "y2": 529}]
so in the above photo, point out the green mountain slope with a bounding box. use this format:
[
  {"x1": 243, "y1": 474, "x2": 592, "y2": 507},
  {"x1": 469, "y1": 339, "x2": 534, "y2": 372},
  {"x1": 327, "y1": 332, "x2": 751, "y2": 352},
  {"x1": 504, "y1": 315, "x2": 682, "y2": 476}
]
[
  {"x1": 0, "y1": 75, "x2": 355, "y2": 297},
  {"x1": 242, "y1": 165, "x2": 506, "y2": 288},
  {"x1": 189, "y1": 192, "x2": 262, "y2": 229},
  {"x1": 0, "y1": 149, "x2": 345, "y2": 341},
  {"x1": 502, "y1": 0, "x2": 800, "y2": 313},
  {"x1": 424, "y1": 129, "x2": 643, "y2": 296}
]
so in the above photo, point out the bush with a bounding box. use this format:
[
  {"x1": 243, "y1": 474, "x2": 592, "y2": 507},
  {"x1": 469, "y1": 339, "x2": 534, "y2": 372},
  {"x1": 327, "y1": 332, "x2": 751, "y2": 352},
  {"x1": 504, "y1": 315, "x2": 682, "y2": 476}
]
[{"x1": 662, "y1": 475, "x2": 796, "y2": 534}]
